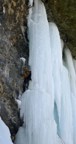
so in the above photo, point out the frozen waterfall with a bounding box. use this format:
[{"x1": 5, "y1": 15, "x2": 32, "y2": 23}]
[
  {"x1": 15, "y1": 0, "x2": 76, "y2": 144},
  {"x1": 49, "y1": 23, "x2": 73, "y2": 144}
]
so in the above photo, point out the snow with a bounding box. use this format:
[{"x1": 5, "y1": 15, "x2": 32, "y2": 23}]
[
  {"x1": 15, "y1": 98, "x2": 21, "y2": 109},
  {"x1": 20, "y1": 57, "x2": 26, "y2": 65},
  {"x1": 0, "y1": 117, "x2": 13, "y2": 144},
  {"x1": 15, "y1": 0, "x2": 76, "y2": 144}
]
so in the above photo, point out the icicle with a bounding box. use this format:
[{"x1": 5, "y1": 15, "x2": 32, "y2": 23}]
[
  {"x1": 49, "y1": 23, "x2": 73, "y2": 144},
  {"x1": 61, "y1": 39, "x2": 64, "y2": 51},
  {"x1": 49, "y1": 22, "x2": 62, "y2": 123},
  {"x1": 64, "y1": 47, "x2": 76, "y2": 95},
  {"x1": 59, "y1": 65, "x2": 73, "y2": 144},
  {"x1": 73, "y1": 59, "x2": 76, "y2": 73},
  {"x1": 64, "y1": 47, "x2": 76, "y2": 144},
  {"x1": 28, "y1": 0, "x2": 34, "y2": 7}
]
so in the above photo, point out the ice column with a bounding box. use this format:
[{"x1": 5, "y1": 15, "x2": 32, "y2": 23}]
[
  {"x1": 15, "y1": 0, "x2": 62, "y2": 144},
  {"x1": 49, "y1": 23, "x2": 73, "y2": 144},
  {"x1": 64, "y1": 48, "x2": 76, "y2": 144}
]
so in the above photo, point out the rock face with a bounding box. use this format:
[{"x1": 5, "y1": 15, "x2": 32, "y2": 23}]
[{"x1": 0, "y1": 0, "x2": 29, "y2": 141}]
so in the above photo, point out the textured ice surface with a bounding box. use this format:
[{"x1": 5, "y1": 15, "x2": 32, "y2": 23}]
[
  {"x1": 15, "y1": 0, "x2": 75, "y2": 144},
  {"x1": 64, "y1": 48, "x2": 76, "y2": 144},
  {"x1": 49, "y1": 23, "x2": 73, "y2": 144},
  {"x1": 0, "y1": 117, "x2": 13, "y2": 144}
]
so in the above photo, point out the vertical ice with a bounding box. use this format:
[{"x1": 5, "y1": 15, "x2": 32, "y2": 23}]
[
  {"x1": 49, "y1": 23, "x2": 73, "y2": 144},
  {"x1": 15, "y1": 0, "x2": 75, "y2": 144},
  {"x1": 73, "y1": 59, "x2": 76, "y2": 73},
  {"x1": 60, "y1": 66, "x2": 73, "y2": 144},
  {"x1": 49, "y1": 23, "x2": 62, "y2": 124},
  {"x1": 64, "y1": 48, "x2": 76, "y2": 144},
  {"x1": 15, "y1": 0, "x2": 62, "y2": 144}
]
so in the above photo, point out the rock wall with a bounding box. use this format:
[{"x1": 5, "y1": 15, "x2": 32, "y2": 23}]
[{"x1": 0, "y1": 0, "x2": 29, "y2": 141}]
